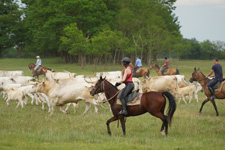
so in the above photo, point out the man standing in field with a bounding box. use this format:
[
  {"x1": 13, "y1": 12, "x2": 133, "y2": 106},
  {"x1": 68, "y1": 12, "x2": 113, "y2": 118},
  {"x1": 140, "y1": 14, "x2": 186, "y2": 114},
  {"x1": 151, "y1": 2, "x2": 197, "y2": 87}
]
[
  {"x1": 133, "y1": 56, "x2": 142, "y2": 76},
  {"x1": 161, "y1": 57, "x2": 169, "y2": 75},
  {"x1": 34, "y1": 56, "x2": 42, "y2": 76},
  {"x1": 206, "y1": 58, "x2": 223, "y2": 100}
]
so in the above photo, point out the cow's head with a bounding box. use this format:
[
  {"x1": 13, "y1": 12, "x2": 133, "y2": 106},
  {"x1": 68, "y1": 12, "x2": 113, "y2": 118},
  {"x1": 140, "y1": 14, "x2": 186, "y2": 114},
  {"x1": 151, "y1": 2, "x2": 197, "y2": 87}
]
[
  {"x1": 36, "y1": 81, "x2": 46, "y2": 93},
  {"x1": 90, "y1": 76, "x2": 105, "y2": 96},
  {"x1": 190, "y1": 67, "x2": 200, "y2": 83}
]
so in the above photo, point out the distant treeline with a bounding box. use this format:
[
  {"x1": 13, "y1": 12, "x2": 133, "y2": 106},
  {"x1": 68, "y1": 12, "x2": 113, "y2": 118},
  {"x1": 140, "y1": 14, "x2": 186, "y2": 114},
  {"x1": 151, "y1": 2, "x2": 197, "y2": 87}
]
[{"x1": 1, "y1": 0, "x2": 224, "y2": 69}]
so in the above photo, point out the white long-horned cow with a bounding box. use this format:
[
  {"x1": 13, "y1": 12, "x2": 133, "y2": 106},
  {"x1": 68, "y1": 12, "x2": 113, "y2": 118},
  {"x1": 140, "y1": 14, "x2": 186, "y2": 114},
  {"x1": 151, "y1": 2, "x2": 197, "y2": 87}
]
[
  {"x1": 37, "y1": 80, "x2": 98, "y2": 116},
  {"x1": 45, "y1": 70, "x2": 76, "y2": 81},
  {"x1": 10, "y1": 76, "x2": 36, "y2": 85},
  {"x1": 174, "y1": 84, "x2": 198, "y2": 104},
  {"x1": 0, "y1": 70, "x2": 24, "y2": 77},
  {"x1": 95, "y1": 71, "x2": 121, "y2": 79},
  {"x1": 142, "y1": 76, "x2": 178, "y2": 93}
]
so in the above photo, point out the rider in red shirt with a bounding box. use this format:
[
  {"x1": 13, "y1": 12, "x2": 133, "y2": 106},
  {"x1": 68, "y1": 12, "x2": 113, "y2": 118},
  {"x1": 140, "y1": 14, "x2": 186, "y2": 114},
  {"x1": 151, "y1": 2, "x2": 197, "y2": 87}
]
[
  {"x1": 161, "y1": 57, "x2": 169, "y2": 75},
  {"x1": 115, "y1": 57, "x2": 134, "y2": 116}
]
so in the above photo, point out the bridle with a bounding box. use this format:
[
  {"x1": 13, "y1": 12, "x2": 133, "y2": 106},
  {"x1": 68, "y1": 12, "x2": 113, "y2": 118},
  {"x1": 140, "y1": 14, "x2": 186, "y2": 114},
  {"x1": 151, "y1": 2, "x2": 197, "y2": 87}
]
[
  {"x1": 92, "y1": 79, "x2": 120, "y2": 102},
  {"x1": 193, "y1": 71, "x2": 209, "y2": 87}
]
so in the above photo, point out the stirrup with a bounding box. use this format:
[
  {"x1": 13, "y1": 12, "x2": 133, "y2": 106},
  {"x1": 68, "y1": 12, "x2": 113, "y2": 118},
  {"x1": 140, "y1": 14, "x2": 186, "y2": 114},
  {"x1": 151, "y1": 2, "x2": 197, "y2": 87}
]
[
  {"x1": 118, "y1": 110, "x2": 128, "y2": 116},
  {"x1": 209, "y1": 95, "x2": 216, "y2": 101}
]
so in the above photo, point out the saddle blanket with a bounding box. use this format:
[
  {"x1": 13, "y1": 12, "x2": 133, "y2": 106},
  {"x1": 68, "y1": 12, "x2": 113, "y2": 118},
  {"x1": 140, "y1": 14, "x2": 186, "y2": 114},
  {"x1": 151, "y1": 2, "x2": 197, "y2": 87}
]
[
  {"x1": 117, "y1": 93, "x2": 143, "y2": 106},
  {"x1": 215, "y1": 81, "x2": 225, "y2": 92}
]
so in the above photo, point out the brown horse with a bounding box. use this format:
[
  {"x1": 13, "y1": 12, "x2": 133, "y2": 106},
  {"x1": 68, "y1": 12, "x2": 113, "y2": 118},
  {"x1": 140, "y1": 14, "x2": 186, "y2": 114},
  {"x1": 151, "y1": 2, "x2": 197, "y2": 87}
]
[
  {"x1": 90, "y1": 76, "x2": 176, "y2": 136},
  {"x1": 190, "y1": 67, "x2": 225, "y2": 116},
  {"x1": 28, "y1": 63, "x2": 53, "y2": 80},
  {"x1": 150, "y1": 63, "x2": 179, "y2": 76},
  {"x1": 129, "y1": 62, "x2": 149, "y2": 78}
]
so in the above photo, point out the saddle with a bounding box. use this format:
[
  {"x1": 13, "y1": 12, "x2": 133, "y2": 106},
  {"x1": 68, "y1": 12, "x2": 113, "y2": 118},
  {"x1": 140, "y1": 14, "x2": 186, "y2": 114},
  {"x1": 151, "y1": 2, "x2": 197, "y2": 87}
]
[
  {"x1": 133, "y1": 67, "x2": 140, "y2": 76},
  {"x1": 161, "y1": 68, "x2": 168, "y2": 75},
  {"x1": 117, "y1": 90, "x2": 143, "y2": 106},
  {"x1": 213, "y1": 79, "x2": 225, "y2": 92},
  {"x1": 36, "y1": 66, "x2": 42, "y2": 71}
]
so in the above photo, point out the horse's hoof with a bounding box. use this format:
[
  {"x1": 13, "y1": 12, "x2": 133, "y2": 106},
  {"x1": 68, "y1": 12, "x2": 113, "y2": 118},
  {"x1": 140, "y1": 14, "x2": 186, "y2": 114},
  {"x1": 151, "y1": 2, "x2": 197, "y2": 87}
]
[
  {"x1": 199, "y1": 112, "x2": 202, "y2": 115},
  {"x1": 66, "y1": 111, "x2": 70, "y2": 114},
  {"x1": 161, "y1": 131, "x2": 166, "y2": 136}
]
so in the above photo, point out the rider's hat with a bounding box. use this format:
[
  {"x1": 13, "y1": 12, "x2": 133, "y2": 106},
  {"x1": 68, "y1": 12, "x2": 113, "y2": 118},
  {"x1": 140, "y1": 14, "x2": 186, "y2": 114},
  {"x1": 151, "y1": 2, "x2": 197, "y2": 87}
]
[
  {"x1": 121, "y1": 57, "x2": 130, "y2": 63},
  {"x1": 36, "y1": 56, "x2": 40, "y2": 59}
]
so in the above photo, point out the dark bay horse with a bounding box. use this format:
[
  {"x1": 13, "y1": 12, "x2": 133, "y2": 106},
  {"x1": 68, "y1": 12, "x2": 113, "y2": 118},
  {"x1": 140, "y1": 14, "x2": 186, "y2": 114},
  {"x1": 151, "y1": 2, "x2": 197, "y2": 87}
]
[
  {"x1": 28, "y1": 63, "x2": 53, "y2": 79},
  {"x1": 150, "y1": 63, "x2": 179, "y2": 76},
  {"x1": 190, "y1": 67, "x2": 225, "y2": 116},
  {"x1": 90, "y1": 76, "x2": 176, "y2": 136},
  {"x1": 129, "y1": 62, "x2": 149, "y2": 78}
]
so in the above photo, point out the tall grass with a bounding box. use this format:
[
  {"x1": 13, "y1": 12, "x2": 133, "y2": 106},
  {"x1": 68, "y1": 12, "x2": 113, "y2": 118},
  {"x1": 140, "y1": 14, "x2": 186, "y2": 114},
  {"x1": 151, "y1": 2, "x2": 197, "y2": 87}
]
[{"x1": 0, "y1": 58, "x2": 225, "y2": 150}]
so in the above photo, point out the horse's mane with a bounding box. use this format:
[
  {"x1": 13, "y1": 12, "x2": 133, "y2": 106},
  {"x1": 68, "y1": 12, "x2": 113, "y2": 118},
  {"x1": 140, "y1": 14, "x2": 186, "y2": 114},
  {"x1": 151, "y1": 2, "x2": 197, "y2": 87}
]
[
  {"x1": 155, "y1": 64, "x2": 160, "y2": 69},
  {"x1": 104, "y1": 79, "x2": 119, "y2": 91},
  {"x1": 199, "y1": 71, "x2": 206, "y2": 77}
]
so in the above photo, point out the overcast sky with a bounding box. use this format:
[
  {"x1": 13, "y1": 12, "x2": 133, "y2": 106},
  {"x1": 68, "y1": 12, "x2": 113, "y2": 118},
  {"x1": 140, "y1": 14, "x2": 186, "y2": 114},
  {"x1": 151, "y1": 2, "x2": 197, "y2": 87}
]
[{"x1": 174, "y1": 0, "x2": 225, "y2": 42}]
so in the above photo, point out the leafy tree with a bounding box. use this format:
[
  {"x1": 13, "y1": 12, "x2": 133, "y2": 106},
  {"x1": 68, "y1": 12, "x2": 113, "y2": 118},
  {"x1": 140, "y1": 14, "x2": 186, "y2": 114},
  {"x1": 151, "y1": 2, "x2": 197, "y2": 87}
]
[
  {"x1": 0, "y1": 0, "x2": 22, "y2": 57},
  {"x1": 60, "y1": 23, "x2": 89, "y2": 69}
]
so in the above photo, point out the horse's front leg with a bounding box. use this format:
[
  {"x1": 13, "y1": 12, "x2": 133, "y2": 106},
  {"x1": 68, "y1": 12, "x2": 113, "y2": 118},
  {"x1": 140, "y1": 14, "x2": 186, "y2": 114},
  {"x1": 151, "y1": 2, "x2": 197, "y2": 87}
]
[
  {"x1": 106, "y1": 116, "x2": 118, "y2": 136},
  {"x1": 199, "y1": 98, "x2": 209, "y2": 114},
  {"x1": 119, "y1": 115, "x2": 126, "y2": 136},
  {"x1": 211, "y1": 100, "x2": 219, "y2": 116}
]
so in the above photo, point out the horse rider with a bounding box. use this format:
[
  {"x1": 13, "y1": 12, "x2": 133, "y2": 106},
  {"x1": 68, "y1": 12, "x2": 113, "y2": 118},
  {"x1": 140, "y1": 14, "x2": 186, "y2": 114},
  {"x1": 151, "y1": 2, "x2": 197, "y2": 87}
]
[
  {"x1": 34, "y1": 56, "x2": 42, "y2": 76},
  {"x1": 206, "y1": 58, "x2": 223, "y2": 100},
  {"x1": 115, "y1": 57, "x2": 134, "y2": 116},
  {"x1": 133, "y1": 56, "x2": 142, "y2": 76},
  {"x1": 161, "y1": 57, "x2": 169, "y2": 75}
]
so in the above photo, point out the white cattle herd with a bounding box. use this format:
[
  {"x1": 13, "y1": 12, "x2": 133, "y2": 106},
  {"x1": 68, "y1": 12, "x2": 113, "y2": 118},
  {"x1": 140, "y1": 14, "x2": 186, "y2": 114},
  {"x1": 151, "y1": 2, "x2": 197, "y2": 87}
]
[{"x1": 0, "y1": 70, "x2": 202, "y2": 115}]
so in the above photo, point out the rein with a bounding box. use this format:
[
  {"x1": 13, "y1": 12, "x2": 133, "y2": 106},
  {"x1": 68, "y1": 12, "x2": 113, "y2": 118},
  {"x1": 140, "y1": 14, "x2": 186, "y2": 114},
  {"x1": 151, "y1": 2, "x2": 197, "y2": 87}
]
[
  {"x1": 195, "y1": 71, "x2": 209, "y2": 87},
  {"x1": 93, "y1": 79, "x2": 119, "y2": 102}
]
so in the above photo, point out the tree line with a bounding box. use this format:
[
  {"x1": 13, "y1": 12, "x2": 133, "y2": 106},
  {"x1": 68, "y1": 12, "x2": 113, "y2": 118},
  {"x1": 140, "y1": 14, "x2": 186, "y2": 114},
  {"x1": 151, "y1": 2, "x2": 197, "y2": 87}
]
[{"x1": 1, "y1": 0, "x2": 225, "y2": 69}]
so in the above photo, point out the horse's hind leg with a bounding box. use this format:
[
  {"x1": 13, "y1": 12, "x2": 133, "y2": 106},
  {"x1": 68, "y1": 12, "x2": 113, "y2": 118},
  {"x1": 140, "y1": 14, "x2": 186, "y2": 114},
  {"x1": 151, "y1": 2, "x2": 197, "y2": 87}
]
[
  {"x1": 211, "y1": 100, "x2": 219, "y2": 116},
  {"x1": 106, "y1": 116, "x2": 118, "y2": 136},
  {"x1": 119, "y1": 116, "x2": 126, "y2": 136},
  {"x1": 160, "y1": 115, "x2": 167, "y2": 135},
  {"x1": 199, "y1": 98, "x2": 209, "y2": 114},
  {"x1": 159, "y1": 102, "x2": 167, "y2": 135},
  {"x1": 150, "y1": 112, "x2": 165, "y2": 135}
]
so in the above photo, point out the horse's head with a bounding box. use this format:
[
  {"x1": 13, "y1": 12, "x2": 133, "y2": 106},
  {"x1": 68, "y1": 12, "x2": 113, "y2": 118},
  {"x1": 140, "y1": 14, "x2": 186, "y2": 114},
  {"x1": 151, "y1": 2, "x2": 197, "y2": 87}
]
[
  {"x1": 90, "y1": 76, "x2": 105, "y2": 96},
  {"x1": 28, "y1": 63, "x2": 34, "y2": 70},
  {"x1": 129, "y1": 62, "x2": 134, "y2": 68},
  {"x1": 150, "y1": 62, "x2": 157, "y2": 69},
  {"x1": 190, "y1": 67, "x2": 200, "y2": 83}
]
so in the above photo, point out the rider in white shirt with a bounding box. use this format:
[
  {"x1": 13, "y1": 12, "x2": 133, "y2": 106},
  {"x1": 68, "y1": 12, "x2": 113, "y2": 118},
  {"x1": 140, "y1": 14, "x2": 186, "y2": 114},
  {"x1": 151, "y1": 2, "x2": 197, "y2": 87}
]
[{"x1": 34, "y1": 56, "x2": 42, "y2": 75}]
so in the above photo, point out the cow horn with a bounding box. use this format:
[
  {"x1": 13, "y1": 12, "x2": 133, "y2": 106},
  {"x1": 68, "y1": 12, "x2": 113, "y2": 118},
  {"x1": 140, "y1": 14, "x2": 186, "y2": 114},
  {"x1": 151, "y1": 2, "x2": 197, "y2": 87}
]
[{"x1": 84, "y1": 76, "x2": 95, "y2": 84}]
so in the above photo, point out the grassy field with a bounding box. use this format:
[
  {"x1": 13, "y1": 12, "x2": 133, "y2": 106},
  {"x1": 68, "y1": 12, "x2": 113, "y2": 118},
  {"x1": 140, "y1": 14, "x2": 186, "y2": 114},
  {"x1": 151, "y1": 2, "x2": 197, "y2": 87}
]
[{"x1": 0, "y1": 58, "x2": 225, "y2": 150}]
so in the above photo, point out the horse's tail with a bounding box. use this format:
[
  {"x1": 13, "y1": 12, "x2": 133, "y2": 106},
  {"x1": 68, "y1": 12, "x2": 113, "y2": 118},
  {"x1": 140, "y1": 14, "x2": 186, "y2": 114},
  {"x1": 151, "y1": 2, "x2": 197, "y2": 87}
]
[
  {"x1": 176, "y1": 69, "x2": 179, "y2": 75},
  {"x1": 146, "y1": 69, "x2": 150, "y2": 78},
  {"x1": 162, "y1": 92, "x2": 176, "y2": 127}
]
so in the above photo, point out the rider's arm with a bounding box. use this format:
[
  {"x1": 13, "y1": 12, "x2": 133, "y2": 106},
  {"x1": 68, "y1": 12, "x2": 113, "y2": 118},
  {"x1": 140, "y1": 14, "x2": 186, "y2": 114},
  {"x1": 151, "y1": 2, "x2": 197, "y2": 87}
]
[
  {"x1": 35, "y1": 59, "x2": 38, "y2": 65},
  {"x1": 206, "y1": 70, "x2": 214, "y2": 78},
  {"x1": 118, "y1": 69, "x2": 129, "y2": 84}
]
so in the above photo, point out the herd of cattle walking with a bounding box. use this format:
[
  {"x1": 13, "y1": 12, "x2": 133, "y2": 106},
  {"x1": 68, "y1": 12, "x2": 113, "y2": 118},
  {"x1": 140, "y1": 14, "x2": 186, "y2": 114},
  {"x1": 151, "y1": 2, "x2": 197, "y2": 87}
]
[{"x1": 0, "y1": 69, "x2": 203, "y2": 116}]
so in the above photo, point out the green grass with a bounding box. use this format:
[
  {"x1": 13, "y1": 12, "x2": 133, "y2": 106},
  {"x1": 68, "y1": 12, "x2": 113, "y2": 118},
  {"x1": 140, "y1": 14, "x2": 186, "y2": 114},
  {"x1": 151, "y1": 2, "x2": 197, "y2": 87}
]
[{"x1": 0, "y1": 58, "x2": 225, "y2": 150}]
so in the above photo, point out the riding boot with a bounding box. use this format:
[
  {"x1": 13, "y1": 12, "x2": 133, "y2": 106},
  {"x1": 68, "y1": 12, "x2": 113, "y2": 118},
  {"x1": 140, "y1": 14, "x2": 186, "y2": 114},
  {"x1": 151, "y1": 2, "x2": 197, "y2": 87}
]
[
  {"x1": 208, "y1": 87, "x2": 216, "y2": 100},
  {"x1": 35, "y1": 70, "x2": 38, "y2": 76},
  {"x1": 119, "y1": 99, "x2": 128, "y2": 116},
  {"x1": 161, "y1": 70, "x2": 164, "y2": 75}
]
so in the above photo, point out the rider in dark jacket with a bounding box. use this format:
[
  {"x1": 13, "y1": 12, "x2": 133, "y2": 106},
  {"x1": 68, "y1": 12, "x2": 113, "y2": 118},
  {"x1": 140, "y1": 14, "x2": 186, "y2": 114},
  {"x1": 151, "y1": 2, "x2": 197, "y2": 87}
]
[
  {"x1": 206, "y1": 58, "x2": 223, "y2": 100},
  {"x1": 115, "y1": 57, "x2": 134, "y2": 116}
]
